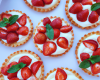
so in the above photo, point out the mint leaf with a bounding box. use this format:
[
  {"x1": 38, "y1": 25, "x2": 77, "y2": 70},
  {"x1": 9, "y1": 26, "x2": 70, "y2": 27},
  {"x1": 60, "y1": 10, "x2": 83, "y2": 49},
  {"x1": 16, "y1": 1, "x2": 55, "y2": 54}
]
[
  {"x1": 9, "y1": 15, "x2": 18, "y2": 25},
  {"x1": 7, "y1": 62, "x2": 26, "y2": 73},
  {"x1": 3, "y1": 18, "x2": 9, "y2": 24},
  {"x1": 0, "y1": 21, "x2": 7, "y2": 27},
  {"x1": 91, "y1": 2, "x2": 100, "y2": 11},
  {"x1": 46, "y1": 24, "x2": 54, "y2": 39}
]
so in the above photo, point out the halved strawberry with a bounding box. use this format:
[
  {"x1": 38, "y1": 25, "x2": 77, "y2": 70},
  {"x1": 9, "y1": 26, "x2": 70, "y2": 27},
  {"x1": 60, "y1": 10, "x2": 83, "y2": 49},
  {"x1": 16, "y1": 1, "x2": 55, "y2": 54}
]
[
  {"x1": 43, "y1": 17, "x2": 51, "y2": 26},
  {"x1": 80, "y1": 53, "x2": 90, "y2": 61},
  {"x1": 1, "y1": 13, "x2": 12, "y2": 20},
  {"x1": 89, "y1": 11, "x2": 99, "y2": 23},
  {"x1": 69, "y1": 3, "x2": 83, "y2": 14},
  {"x1": 43, "y1": 41, "x2": 57, "y2": 56},
  {"x1": 7, "y1": 23, "x2": 19, "y2": 32},
  {"x1": 0, "y1": 29, "x2": 8, "y2": 39},
  {"x1": 7, "y1": 72, "x2": 17, "y2": 79},
  {"x1": 82, "y1": 0, "x2": 92, "y2": 5},
  {"x1": 21, "y1": 67, "x2": 32, "y2": 79},
  {"x1": 77, "y1": 9, "x2": 89, "y2": 22},
  {"x1": 9, "y1": 78, "x2": 19, "y2": 80},
  {"x1": 92, "y1": 48, "x2": 100, "y2": 56},
  {"x1": 7, "y1": 32, "x2": 19, "y2": 44},
  {"x1": 43, "y1": 0, "x2": 53, "y2": 4},
  {"x1": 30, "y1": 61, "x2": 43, "y2": 75},
  {"x1": 1, "y1": 65, "x2": 9, "y2": 75},
  {"x1": 55, "y1": 68, "x2": 67, "y2": 80},
  {"x1": 29, "y1": 75, "x2": 38, "y2": 80},
  {"x1": 60, "y1": 26, "x2": 72, "y2": 33},
  {"x1": 34, "y1": 33, "x2": 47, "y2": 44},
  {"x1": 57, "y1": 37, "x2": 68, "y2": 49},
  {"x1": 97, "y1": 36, "x2": 100, "y2": 44},
  {"x1": 18, "y1": 56, "x2": 32, "y2": 66},
  {"x1": 17, "y1": 26, "x2": 29, "y2": 36},
  {"x1": 50, "y1": 18, "x2": 62, "y2": 29},
  {"x1": 8, "y1": 61, "x2": 18, "y2": 68},
  {"x1": 37, "y1": 26, "x2": 46, "y2": 33},
  {"x1": 53, "y1": 29, "x2": 60, "y2": 39},
  {"x1": 82, "y1": 39, "x2": 98, "y2": 51},
  {"x1": 72, "y1": 0, "x2": 82, "y2": 3},
  {"x1": 96, "y1": 0, "x2": 100, "y2": 2},
  {"x1": 96, "y1": 9, "x2": 100, "y2": 15}
]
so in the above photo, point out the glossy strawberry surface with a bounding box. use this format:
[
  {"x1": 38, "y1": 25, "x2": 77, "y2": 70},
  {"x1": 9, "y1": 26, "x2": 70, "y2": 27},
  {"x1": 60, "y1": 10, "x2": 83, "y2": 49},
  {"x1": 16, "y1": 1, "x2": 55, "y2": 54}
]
[
  {"x1": 80, "y1": 53, "x2": 90, "y2": 61},
  {"x1": 93, "y1": 48, "x2": 100, "y2": 56},
  {"x1": 9, "y1": 78, "x2": 19, "y2": 80},
  {"x1": 7, "y1": 72, "x2": 17, "y2": 79},
  {"x1": 53, "y1": 29, "x2": 60, "y2": 39},
  {"x1": 37, "y1": 26, "x2": 46, "y2": 33},
  {"x1": 8, "y1": 61, "x2": 18, "y2": 68},
  {"x1": 72, "y1": 0, "x2": 82, "y2": 3},
  {"x1": 60, "y1": 26, "x2": 72, "y2": 33},
  {"x1": 0, "y1": 29, "x2": 8, "y2": 39},
  {"x1": 43, "y1": 17, "x2": 51, "y2": 26},
  {"x1": 82, "y1": 0, "x2": 92, "y2": 5},
  {"x1": 43, "y1": 0, "x2": 53, "y2": 4},
  {"x1": 97, "y1": 36, "x2": 100, "y2": 44},
  {"x1": 1, "y1": 65, "x2": 9, "y2": 75},
  {"x1": 1, "y1": 13, "x2": 12, "y2": 20}
]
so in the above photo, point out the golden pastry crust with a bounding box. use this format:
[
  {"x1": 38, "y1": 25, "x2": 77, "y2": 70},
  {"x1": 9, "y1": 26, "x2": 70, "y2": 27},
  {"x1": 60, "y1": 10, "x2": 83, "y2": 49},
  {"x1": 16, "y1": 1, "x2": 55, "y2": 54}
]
[
  {"x1": 33, "y1": 16, "x2": 74, "y2": 57},
  {"x1": 24, "y1": 0, "x2": 61, "y2": 12},
  {"x1": 0, "y1": 9, "x2": 33, "y2": 47},
  {"x1": 0, "y1": 50, "x2": 44, "y2": 80},
  {"x1": 75, "y1": 31, "x2": 100, "y2": 77},
  {"x1": 44, "y1": 67, "x2": 84, "y2": 80},
  {"x1": 65, "y1": 0, "x2": 100, "y2": 29}
]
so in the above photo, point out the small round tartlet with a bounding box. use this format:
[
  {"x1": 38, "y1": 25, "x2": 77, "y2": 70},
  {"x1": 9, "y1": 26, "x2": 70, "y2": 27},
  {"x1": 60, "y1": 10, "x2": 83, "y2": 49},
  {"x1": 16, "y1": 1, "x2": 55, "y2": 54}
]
[
  {"x1": 44, "y1": 67, "x2": 84, "y2": 80},
  {"x1": 33, "y1": 16, "x2": 74, "y2": 57},
  {"x1": 0, "y1": 50, "x2": 44, "y2": 80},
  {"x1": 0, "y1": 10, "x2": 33, "y2": 47},
  {"x1": 76, "y1": 31, "x2": 100, "y2": 77},
  {"x1": 24, "y1": 0, "x2": 61, "y2": 12},
  {"x1": 65, "y1": 0, "x2": 100, "y2": 29}
]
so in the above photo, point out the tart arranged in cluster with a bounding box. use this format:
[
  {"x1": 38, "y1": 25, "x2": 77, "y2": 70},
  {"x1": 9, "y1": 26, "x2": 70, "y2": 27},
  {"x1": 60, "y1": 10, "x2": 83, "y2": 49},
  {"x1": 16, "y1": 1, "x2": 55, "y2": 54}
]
[
  {"x1": 65, "y1": 0, "x2": 100, "y2": 29},
  {"x1": 33, "y1": 16, "x2": 74, "y2": 57},
  {"x1": 0, "y1": 50, "x2": 44, "y2": 80},
  {"x1": 24, "y1": 0, "x2": 61, "y2": 12},
  {"x1": 0, "y1": 10, "x2": 33, "y2": 47},
  {"x1": 44, "y1": 67, "x2": 84, "y2": 80}
]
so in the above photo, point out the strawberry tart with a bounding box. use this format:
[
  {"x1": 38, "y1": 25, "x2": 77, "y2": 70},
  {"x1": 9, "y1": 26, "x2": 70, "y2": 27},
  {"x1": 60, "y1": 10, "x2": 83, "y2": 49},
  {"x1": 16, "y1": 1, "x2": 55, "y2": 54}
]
[
  {"x1": 24, "y1": 0, "x2": 61, "y2": 12},
  {"x1": 0, "y1": 10, "x2": 33, "y2": 47},
  {"x1": 44, "y1": 67, "x2": 84, "y2": 80},
  {"x1": 33, "y1": 16, "x2": 74, "y2": 57},
  {"x1": 76, "y1": 31, "x2": 100, "y2": 77},
  {"x1": 0, "y1": 50, "x2": 44, "y2": 80},
  {"x1": 65, "y1": 0, "x2": 100, "y2": 29}
]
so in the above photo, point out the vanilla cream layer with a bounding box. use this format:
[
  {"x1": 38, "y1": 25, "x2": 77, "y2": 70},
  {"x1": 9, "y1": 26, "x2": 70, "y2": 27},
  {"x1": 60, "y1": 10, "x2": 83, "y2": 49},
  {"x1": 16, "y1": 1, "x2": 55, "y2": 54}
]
[
  {"x1": 4, "y1": 53, "x2": 42, "y2": 80},
  {"x1": 34, "y1": 18, "x2": 73, "y2": 55},
  {"x1": 78, "y1": 34, "x2": 100, "y2": 75},
  {"x1": 68, "y1": 0, "x2": 100, "y2": 27},
  {"x1": 27, "y1": 0, "x2": 57, "y2": 9}
]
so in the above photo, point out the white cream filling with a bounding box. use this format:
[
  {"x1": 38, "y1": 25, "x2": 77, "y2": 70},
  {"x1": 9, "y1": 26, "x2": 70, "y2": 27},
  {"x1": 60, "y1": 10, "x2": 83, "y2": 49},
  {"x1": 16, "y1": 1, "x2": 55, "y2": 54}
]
[
  {"x1": 34, "y1": 18, "x2": 73, "y2": 55},
  {"x1": 4, "y1": 53, "x2": 41, "y2": 80},
  {"x1": 68, "y1": 0, "x2": 100, "y2": 27},
  {"x1": 27, "y1": 0, "x2": 57, "y2": 9}
]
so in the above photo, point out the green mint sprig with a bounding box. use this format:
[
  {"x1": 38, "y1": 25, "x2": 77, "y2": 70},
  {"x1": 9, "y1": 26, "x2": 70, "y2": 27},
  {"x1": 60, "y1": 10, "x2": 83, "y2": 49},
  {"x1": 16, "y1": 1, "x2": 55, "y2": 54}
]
[{"x1": 91, "y1": 2, "x2": 100, "y2": 11}]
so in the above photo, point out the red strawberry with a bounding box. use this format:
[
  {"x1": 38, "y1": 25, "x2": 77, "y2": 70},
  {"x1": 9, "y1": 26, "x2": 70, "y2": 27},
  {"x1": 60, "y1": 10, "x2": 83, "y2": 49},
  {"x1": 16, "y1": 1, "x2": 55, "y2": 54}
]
[
  {"x1": 1, "y1": 65, "x2": 9, "y2": 75},
  {"x1": 89, "y1": 11, "x2": 99, "y2": 23},
  {"x1": 9, "y1": 78, "x2": 19, "y2": 80},
  {"x1": 57, "y1": 37, "x2": 68, "y2": 49},
  {"x1": 53, "y1": 29, "x2": 60, "y2": 39},
  {"x1": 17, "y1": 26, "x2": 29, "y2": 36},
  {"x1": 34, "y1": 33, "x2": 47, "y2": 44},
  {"x1": 8, "y1": 61, "x2": 18, "y2": 68},
  {"x1": 82, "y1": 0, "x2": 92, "y2": 5},
  {"x1": 43, "y1": 0, "x2": 53, "y2": 4},
  {"x1": 29, "y1": 75, "x2": 38, "y2": 80},
  {"x1": 0, "y1": 29, "x2": 8, "y2": 39},
  {"x1": 82, "y1": 39, "x2": 98, "y2": 51},
  {"x1": 43, "y1": 41, "x2": 57, "y2": 56},
  {"x1": 30, "y1": 61, "x2": 43, "y2": 75},
  {"x1": 7, "y1": 32, "x2": 19, "y2": 44},
  {"x1": 97, "y1": 36, "x2": 100, "y2": 44},
  {"x1": 18, "y1": 56, "x2": 32, "y2": 66},
  {"x1": 69, "y1": 3, "x2": 83, "y2": 14},
  {"x1": 77, "y1": 9, "x2": 89, "y2": 22},
  {"x1": 43, "y1": 17, "x2": 51, "y2": 26},
  {"x1": 7, "y1": 72, "x2": 17, "y2": 79},
  {"x1": 96, "y1": 0, "x2": 100, "y2": 2},
  {"x1": 96, "y1": 9, "x2": 100, "y2": 15},
  {"x1": 37, "y1": 26, "x2": 46, "y2": 33},
  {"x1": 55, "y1": 68, "x2": 67, "y2": 80},
  {"x1": 21, "y1": 67, "x2": 32, "y2": 79},
  {"x1": 80, "y1": 53, "x2": 90, "y2": 61},
  {"x1": 17, "y1": 14, "x2": 27, "y2": 26},
  {"x1": 93, "y1": 48, "x2": 100, "y2": 56},
  {"x1": 31, "y1": 0, "x2": 45, "y2": 7},
  {"x1": 1, "y1": 13, "x2": 12, "y2": 20},
  {"x1": 72, "y1": 0, "x2": 82, "y2": 3},
  {"x1": 7, "y1": 23, "x2": 19, "y2": 32},
  {"x1": 60, "y1": 26, "x2": 72, "y2": 33},
  {"x1": 91, "y1": 63, "x2": 100, "y2": 74},
  {"x1": 50, "y1": 18, "x2": 62, "y2": 29}
]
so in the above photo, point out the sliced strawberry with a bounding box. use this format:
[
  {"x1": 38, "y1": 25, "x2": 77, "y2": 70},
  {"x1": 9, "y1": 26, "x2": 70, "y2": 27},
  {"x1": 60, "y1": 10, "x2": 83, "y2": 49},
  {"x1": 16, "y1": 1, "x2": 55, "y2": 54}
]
[
  {"x1": 43, "y1": 17, "x2": 51, "y2": 26},
  {"x1": 55, "y1": 68, "x2": 67, "y2": 80},
  {"x1": 43, "y1": 0, "x2": 53, "y2": 4},
  {"x1": 31, "y1": 0, "x2": 45, "y2": 7},
  {"x1": 89, "y1": 11, "x2": 99, "y2": 23},
  {"x1": 80, "y1": 53, "x2": 90, "y2": 61},
  {"x1": 7, "y1": 32, "x2": 19, "y2": 44},
  {"x1": 7, "y1": 23, "x2": 19, "y2": 32},
  {"x1": 93, "y1": 48, "x2": 100, "y2": 56},
  {"x1": 96, "y1": 9, "x2": 100, "y2": 15},
  {"x1": 21, "y1": 67, "x2": 32, "y2": 79},
  {"x1": 17, "y1": 14, "x2": 27, "y2": 26},
  {"x1": 1, "y1": 65, "x2": 9, "y2": 75},
  {"x1": 53, "y1": 29, "x2": 60, "y2": 39},
  {"x1": 7, "y1": 72, "x2": 17, "y2": 79},
  {"x1": 60, "y1": 26, "x2": 72, "y2": 33},
  {"x1": 8, "y1": 61, "x2": 18, "y2": 68},
  {"x1": 50, "y1": 18, "x2": 62, "y2": 29},
  {"x1": 0, "y1": 29, "x2": 8, "y2": 39},
  {"x1": 96, "y1": 0, "x2": 100, "y2": 2},
  {"x1": 91, "y1": 63, "x2": 100, "y2": 74},
  {"x1": 97, "y1": 36, "x2": 100, "y2": 44},
  {"x1": 69, "y1": 3, "x2": 83, "y2": 14},
  {"x1": 9, "y1": 77, "x2": 19, "y2": 80},
  {"x1": 77, "y1": 9, "x2": 89, "y2": 22},
  {"x1": 34, "y1": 33, "x2": 47, "y2": 44},
  {"x1": 29, "y1": 75, "x2": 38, "y2": 80},
  {"x1": 57, "y1": 37, "x2": 68, "y2": 49},
  {"x1": 82, "y1": 39, "x2": 98, "y2": 51},
  {"x1": 37, "y1": 26, "x2": 46, "y2": 33},
  {"x1": 1, "y1": 13, "x2": 12, "y2": 20},
  {"x1": 18, "y1": 56, "x2": 32, "y2": 66},
  {"x1": 82, "y1": 0, "x2": 92, "y2": 5},
  {"x1": 72, "y1": 0, "x2": 82, "y2": 3}
]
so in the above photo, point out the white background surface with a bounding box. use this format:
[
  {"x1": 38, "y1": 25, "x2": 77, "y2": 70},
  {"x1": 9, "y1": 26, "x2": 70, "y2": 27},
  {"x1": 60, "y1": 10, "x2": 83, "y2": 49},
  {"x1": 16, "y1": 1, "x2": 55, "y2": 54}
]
[{"x1": 0, "y1": 0, "x2": 100, "y2": 80}]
